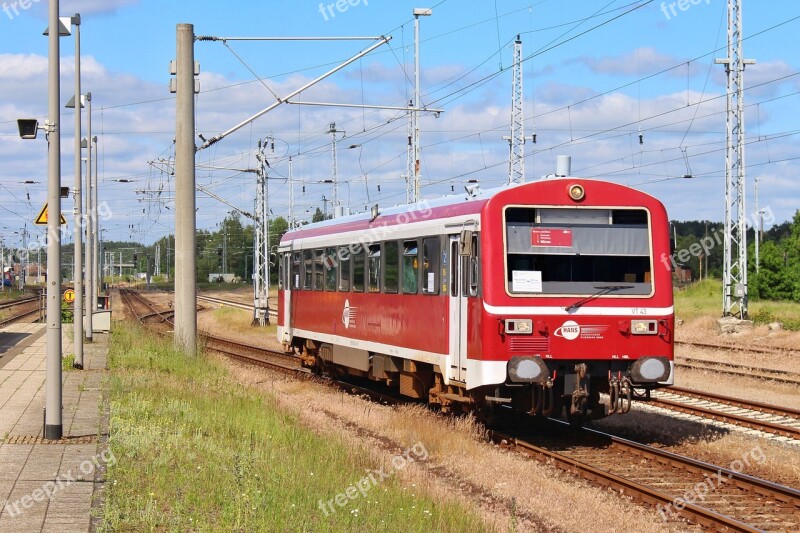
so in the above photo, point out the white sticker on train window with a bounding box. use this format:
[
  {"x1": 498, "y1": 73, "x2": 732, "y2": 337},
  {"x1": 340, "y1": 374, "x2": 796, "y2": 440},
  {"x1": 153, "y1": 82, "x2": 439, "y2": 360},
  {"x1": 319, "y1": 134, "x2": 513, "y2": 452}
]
[
  {"x1": 512, "y1": 270, "x2": 542, "y2": 293},
  {"x1": 295, "y1": 274, "x2": 299, "y2": 288},
  {"x1": 427, "y1": 273, "x2": 435, "y2": 293}
]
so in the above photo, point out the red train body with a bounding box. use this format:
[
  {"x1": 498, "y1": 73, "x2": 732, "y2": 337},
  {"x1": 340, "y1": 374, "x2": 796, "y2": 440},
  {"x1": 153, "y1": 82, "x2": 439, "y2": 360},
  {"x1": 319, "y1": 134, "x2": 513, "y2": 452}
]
[{"x1": 277, "y1": 178, "x2": 674, "y2": 421}]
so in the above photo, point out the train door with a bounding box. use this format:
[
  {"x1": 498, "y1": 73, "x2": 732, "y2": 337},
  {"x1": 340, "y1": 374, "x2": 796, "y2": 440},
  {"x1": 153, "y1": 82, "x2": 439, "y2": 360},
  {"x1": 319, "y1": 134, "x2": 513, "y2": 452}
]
[
  {"x1": 281, "y1": 252, "x2": 293, "y2": 344},
  {"x1": 448, "y1": 235, "x2": 467, "y2": 382}
]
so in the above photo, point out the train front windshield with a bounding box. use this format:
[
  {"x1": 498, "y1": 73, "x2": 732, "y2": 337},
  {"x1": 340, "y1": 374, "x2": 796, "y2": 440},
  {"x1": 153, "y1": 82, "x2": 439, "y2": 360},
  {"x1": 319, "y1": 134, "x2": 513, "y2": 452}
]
[{"x1": 504, "y1": 207, "x2": 653, "y2": 296}]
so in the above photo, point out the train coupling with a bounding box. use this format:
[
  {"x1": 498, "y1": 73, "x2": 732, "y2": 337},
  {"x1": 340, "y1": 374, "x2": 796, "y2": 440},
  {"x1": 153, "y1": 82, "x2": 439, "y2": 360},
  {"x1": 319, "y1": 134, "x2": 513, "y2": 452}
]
[
  {"x1": 608, "y1": 372, "x2": 632, "y2": 415},
  {"x1": 569, "y1": 363, "x2": 589, "y2": 416}
]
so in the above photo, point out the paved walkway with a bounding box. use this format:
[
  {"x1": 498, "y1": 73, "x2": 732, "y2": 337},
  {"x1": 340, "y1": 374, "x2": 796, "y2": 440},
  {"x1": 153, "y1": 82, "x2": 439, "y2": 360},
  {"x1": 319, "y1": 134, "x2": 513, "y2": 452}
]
[{"x1": 0, "y1": 324, "x2": 108, "y2": 533}]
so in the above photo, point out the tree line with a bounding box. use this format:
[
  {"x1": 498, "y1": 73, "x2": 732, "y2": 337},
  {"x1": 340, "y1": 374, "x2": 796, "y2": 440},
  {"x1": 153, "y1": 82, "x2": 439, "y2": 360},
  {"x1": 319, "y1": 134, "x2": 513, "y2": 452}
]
[{"x1": 673, "y1": 210, "x2": 799, "y2": 301}]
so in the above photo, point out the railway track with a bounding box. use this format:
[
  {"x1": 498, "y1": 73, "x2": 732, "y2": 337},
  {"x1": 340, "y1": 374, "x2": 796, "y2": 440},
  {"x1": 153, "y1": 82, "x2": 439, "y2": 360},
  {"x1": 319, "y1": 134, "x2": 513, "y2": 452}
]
[
  {"x1": 0, "y1": 296, "x2": 39, "y2": 311},
  {"x1": 196, "y1": 294, "x2": 278, "y2": 317},
  {"x1": 491, "y1": 423, "x2": 800, "y2": 531},
  {"x1": 647, "y1": 387, "x2": 800, "y2": 440},
  {"x1": 0, "y1": 296, "x2": 42, "y2": 326},
  {"x1": 676, "y1": 340, "x2": 799, "y2": 357},
  {"x1": 676, "y1": 356, "x2": 800, "y2": 386},
  {"x1": 119, "y1": 289, "x2": 174, "y2": 325},
  {"x1": 120, "y1": 290, "x2": 800, "y2": 531}
]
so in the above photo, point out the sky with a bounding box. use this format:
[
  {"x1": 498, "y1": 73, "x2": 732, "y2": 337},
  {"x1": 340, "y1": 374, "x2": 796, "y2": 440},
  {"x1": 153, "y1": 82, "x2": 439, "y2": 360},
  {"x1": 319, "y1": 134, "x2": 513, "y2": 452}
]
[{"x1": 1, "y1": 0, "x2": 799, "y2": 249}]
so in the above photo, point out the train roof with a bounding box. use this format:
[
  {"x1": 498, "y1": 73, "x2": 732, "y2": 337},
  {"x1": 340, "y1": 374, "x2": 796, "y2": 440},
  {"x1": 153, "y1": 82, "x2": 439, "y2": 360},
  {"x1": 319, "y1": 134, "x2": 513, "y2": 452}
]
[{"x1": 281, "y1": 177, "x2": 663, "y2": 243}]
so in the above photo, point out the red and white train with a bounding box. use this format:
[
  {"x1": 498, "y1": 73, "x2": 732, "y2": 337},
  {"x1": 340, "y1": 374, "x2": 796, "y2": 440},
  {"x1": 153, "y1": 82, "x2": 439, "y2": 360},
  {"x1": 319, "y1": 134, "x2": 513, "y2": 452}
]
[{"x1": 277, "y1": 174, "x2": 674, "y2": 422}]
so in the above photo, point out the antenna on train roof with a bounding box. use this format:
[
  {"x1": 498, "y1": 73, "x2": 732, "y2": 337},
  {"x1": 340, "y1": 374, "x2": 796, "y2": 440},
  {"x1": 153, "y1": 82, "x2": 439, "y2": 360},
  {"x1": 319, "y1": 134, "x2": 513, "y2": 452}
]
[{"x1": 555, "y1": 155, "x2": 571, "y2": 177}]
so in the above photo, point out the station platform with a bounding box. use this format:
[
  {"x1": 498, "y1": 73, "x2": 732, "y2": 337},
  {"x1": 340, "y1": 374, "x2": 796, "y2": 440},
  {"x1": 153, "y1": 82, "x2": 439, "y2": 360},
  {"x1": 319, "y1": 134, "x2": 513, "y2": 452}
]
[{"x1": 0, "y1": 324, "x2": 109, "y2": 532}]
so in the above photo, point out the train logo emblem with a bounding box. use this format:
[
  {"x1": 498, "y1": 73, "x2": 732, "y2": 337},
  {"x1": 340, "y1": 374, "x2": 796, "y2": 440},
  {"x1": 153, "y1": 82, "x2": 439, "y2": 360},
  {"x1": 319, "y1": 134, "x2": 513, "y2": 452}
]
[
  {"x1": 342, "y1": 299, "x2": 357, "y2": 329},
  {"x1": 554, "y1": 320, "x2": 580, "y2": 340}
]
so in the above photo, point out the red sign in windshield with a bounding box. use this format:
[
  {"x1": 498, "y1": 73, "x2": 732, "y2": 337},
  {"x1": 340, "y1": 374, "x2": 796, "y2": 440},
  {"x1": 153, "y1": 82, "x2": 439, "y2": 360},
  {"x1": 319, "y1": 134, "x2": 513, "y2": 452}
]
[{"x1": 531, "y1": 228, "x2": 573, "y2": 247}]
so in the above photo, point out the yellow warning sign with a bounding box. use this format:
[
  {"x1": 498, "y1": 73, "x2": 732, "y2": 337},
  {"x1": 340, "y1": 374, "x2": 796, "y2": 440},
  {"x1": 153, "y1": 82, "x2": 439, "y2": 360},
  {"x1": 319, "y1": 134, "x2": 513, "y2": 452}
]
[
  {"x1": 64, "y1": 289, "x2": 75, "y2": 303},
  {"x1": 34, "y1": 203, "x2": 67, "y2": 225}
]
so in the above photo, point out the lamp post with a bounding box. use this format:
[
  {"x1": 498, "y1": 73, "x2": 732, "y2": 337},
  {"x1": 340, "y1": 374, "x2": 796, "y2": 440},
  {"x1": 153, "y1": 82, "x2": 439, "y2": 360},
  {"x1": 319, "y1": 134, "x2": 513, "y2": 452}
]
[
  {"x1": 44, "y1": 0, "x2": 65, "y2": 440},
  {"x1": 92, "y1": 135, "x2": 99, "y2": 301},
  {"x1": 64, "y1": 13, "x2": 83, "y2": 365},
  {"x1": 81, "y1": 127, "x2": 93, "y2": 342},
  {"x1": 412, "y1": 7, "x2": 432, "y2": 203}
]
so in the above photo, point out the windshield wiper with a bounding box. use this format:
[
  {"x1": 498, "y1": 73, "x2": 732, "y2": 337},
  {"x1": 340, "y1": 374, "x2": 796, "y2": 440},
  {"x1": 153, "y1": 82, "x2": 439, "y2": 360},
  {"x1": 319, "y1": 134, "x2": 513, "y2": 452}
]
[{"x1": 564, "y1": 285, "x2": 633, "y2": 313}]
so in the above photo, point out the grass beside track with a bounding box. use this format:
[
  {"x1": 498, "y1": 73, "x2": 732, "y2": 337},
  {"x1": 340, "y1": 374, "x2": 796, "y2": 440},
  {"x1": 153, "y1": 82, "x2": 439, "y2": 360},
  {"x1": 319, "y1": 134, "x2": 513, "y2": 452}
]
[{"x1": 102, "y1": 322, "x2": 486, "y2": 532}]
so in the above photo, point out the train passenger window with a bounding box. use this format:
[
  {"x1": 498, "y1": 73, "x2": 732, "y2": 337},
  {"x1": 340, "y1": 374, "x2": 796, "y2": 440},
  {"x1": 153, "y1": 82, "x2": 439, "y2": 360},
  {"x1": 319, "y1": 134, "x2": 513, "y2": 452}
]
[
  {"x1": 402, "y1": 241, "x2": 419, "y2": 294},
  {"x1": 368, "y1": 245, "x2": 381, "y2": 293},
  {"x1": 422, "y1": 237, "x2": 440, "y2": 295},
  {"x1": 352, "y1": 247, "x2": 365, "y2": 292},
  {"x1": 338, "y1": 247, "x2": 351, "y2": 291},
  {"x1": 325, "y1": 247, "x2": 337, "y2": 291},
  {"x1": 468, "y1": 233, "x2": 479, "y2": 297},
  {"x1": 292, "y1": 252, "x2": 301, "y2": 290},
  {"x1": 303, "y1": 250, "x2": 313, "y2": 290},
  {"x1": 384, "y1": 241, "x2": 399, "y2": 294},
  {"x1": 313, "y1": 249, "x2": 324, "y2": 290},
  {"x1": 278, "y1": 253, "x2": 284, "y2": 290}
]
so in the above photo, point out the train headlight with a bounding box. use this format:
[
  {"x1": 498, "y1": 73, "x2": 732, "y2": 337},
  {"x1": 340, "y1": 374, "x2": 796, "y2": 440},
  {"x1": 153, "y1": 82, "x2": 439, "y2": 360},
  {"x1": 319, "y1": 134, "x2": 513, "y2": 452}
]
[
  {"x1": 630, "y1": 356, "x2": 671, "y2": 382},
  {"x1": 568, "y1": 184, "x2": 585, "y2": 201},
  {"x1": 505, "y1": 319, "x2": 533, "y2": 334},
  {"x1": 508, "y1": 356, "x2": 549, "y2": 384},
  {"x1": 631, "y1": 320, "x2": 658, "y2": 335}
]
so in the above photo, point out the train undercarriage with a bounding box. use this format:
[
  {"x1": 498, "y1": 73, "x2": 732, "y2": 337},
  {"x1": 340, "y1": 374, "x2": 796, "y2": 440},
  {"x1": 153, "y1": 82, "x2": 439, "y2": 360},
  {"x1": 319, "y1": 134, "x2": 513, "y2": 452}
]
[{"x1": 289, "y1": 338, "x2": 667, "y2": 425}]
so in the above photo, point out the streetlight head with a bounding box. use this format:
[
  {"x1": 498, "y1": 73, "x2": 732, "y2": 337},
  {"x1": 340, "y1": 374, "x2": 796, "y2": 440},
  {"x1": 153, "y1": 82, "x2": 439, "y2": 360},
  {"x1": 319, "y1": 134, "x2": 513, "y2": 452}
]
[
  {"x1": 413, "y1": 8, "x2": 432, "y2": 16},
  {"x1": 42, "y1": 17, "x2": 73, "y2": 36},
  {"x1": 65, "y1": 95, "x2": 85, "y2": 109},
  {"x1": 17, "y1": 119, "x2": 39, "y2": 140}
]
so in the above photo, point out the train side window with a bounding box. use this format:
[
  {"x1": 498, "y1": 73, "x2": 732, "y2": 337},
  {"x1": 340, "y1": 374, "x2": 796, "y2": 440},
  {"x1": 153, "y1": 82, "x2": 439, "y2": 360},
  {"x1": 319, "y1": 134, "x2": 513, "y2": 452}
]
[
  {"x1": 338, "y1": 247, "x2": 351, "y2": 291},
  {"x1": 325, "y1": 247, "x2": 337, "y2": 291},
  {"x1": 368, "y1": 244, "x2": 381, "y2": 293},
  {"x1": 352, "y1": 246, "x2": 365, "y2": 292},
  {"x1": 468, "y1": 233, "x2": 480, "y2": 297},
  {"x1": 422, "y1": 237, "x2": 440, "y2": 295},
  {"x1": 402, "y1": 240, "x2": 419, "y2": 294},
  {"x1": 292, "y1": 252, "x2": 301, "y2": 290},
  {"x1": 303, "y1": 250, "x2": 313, "y2": 290},
  {"x1": 278, "y1": 253, "x2": 284, "y2": 290},
  {"x1": 313, "y1": 249, "x2": 324, "y2": 290},
  {"x1": 384, "y1": 241, "x2": 399, "y2": 294}
]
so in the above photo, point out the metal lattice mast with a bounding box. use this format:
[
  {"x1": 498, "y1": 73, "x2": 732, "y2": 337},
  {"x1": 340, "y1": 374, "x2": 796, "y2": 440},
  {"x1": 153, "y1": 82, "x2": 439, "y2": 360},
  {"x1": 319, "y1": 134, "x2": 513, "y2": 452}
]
[
  {"x1": 288, "y1": 156, "x2": 294, "y2": 228},
  {"x1": 716, "y1": 0, "x2": 754, "y2": 319},
  {"x1": 327, "y1": 122, "x2": 341, "y2": 217},
  {"x1": 406, "y1": 99, "x2": 413, "y2": 203},
  {"x1": 510, "y1": 34, "x2": 525, "y2": 183},
  {"x1": 253, "y1": 140, "x2": 269, "y2": 326}
]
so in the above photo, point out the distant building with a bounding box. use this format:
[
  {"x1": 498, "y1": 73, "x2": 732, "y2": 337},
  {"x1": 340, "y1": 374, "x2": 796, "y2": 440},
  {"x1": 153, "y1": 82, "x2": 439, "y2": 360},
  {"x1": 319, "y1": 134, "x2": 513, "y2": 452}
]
[{"x1": 675, "y1": 264, "x2": 693, "y2": 283}]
